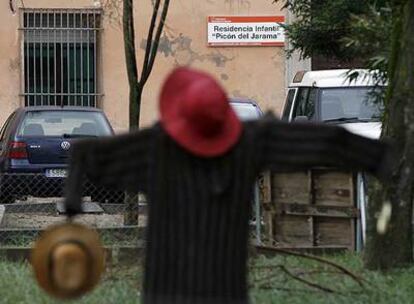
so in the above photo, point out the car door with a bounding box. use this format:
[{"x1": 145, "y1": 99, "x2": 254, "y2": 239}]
[{"x1": 290, "y1": 87, "x2": 318, "y2": 122}]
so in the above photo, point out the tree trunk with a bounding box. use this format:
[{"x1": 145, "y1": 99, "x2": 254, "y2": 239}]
[
  {"x1": 124, "y1": 86, "x2": 143, "y2": 226},
  {"x1": 123, "y1": 0, "x2": 139, "y2": 129},
  {"x1": 364, "y1": 0, "x2": 414, "y2": 270},
  {"x1": 129, "y1": 84, "x2": 142, "y2": 129},
  {"x1": 123, "y1": 0, "x2": 140, "y2": 225},
  {"x1": 121, "y1": 0, "x2": 170, "y2": 225}
]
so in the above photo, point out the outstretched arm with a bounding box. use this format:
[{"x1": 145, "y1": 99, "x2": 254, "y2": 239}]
[
  {"x1": 258, "y1": 114, "x2": 393, "y2": 179},
  {"x1": 64, "y1": 127, "x2": 154, "y2": 215}
]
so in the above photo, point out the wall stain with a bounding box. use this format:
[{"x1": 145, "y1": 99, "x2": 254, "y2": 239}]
[
  {"x1": 224, "y1": 0, "x2": 251, "y2": 12},
  {"x1": 141, "y1": 33, "x2": 235, "y2": 68},
  {"x1": 9, "y1": 58, "x2": 20, "y2": 72},
  {"x1": 101, "y1": 0, "x2": 123, "y2": 28},
  {"x1": 220, "y1": 74, "x2": 229, "y2": 81},
  {"x1": 271, "y1": 49, "x2": 284, "y2": 68}
]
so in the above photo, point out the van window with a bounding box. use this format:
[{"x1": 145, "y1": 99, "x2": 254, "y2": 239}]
[
  {"x1": 320, "y1": 87, "x2": 381, "y2": 121},
  {"x1": 281, "y1": 89, "x2": 296, "y2": 121},
  {"x1": 292, "y1": 88, "x2": 316, "y2": 120}
]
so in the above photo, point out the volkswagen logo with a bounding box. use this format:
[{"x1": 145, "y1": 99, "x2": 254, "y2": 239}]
[{"x1": 60, "y1": 141, "x2": 71, "y2": 150}]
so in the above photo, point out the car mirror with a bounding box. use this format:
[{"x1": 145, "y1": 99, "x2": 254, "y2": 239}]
[{"x1": 293, "y1": 116, "x2": 309, "y2": 122}]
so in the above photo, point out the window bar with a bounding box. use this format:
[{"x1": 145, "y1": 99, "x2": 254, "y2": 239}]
[
  {"x1": 33, "y1": 12, "x2": 37, "y2": 107},
  {"x1": 66, "y1": 12, "x2": 70, "y2": 106},
  {"x1": 93, "y1": 11, "x2": 97, "y2": 107},
  {"x1": 74, "y1": 12, "x2": 77, "y2": 106},
  {"x1": 87, "y1": 12, "x2": 90, "y2": 107},
  {"x1": 40, "y1": 12, "x2": 43, "y2": 106},
  {"x1": 66, "y1": 12, "x2": 73, "y2": 105},
  {"x1": 60, "y1": 11, "x2": 64, "y2": 106},
  {"x1": 53, "y1": 12, "x2": 57, "y2": 106},
  {"x1": 25, "y1": 13, "x2": 30, "y2": 106},
  {"x1": 47, "y1": 10, "x2": 51, "y2": 106},
  {"x1": 80, "y1": 12, "x2": 84, "y2": 106}
]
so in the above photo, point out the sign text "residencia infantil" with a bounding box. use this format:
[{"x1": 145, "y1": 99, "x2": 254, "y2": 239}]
[{"x1": 207, "y1": 16, "x2": 285, "y2": 47}]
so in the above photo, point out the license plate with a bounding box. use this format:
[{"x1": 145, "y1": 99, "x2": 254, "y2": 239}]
[{"x1": 45, "y1": 169, "x2": 68, "y2": 178}]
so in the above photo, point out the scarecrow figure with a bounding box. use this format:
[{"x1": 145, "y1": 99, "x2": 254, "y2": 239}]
[{"x1": 41, "y1": 68, "x2": 391, "y2": 303}]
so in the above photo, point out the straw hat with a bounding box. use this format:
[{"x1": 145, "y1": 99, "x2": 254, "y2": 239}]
[{"x1": 31, "y1": 223, "x2": 105, "y2": 299}]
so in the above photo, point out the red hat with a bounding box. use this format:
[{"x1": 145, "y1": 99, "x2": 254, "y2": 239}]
[{"x1": 160, "y1": 67, "x2": 242, "y2": 157}]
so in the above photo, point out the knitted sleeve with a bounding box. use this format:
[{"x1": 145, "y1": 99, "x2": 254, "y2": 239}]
[
  {"x1": 64, "y1": 127, "x2": 154, "y2": 215},
  {"x1": 258, "y1": 113, "x2": 393, "y2": 180}
]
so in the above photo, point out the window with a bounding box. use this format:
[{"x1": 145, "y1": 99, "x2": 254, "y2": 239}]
[
  {"x1": 230, "y1": 102, "x2": 261, "y2": 121},
  {"x1": 282, "y1": 89, "x2": 297, "y2": 121},
  {"x1": 292, "y1": 88, "x2": 317, "y2": 121},
  {"x1": 18, "y1": 111, "x2": 112, "y2": 137},
  {"x1": 306, "y1": 88, "x2": 317, "y2": 119},
  {"x1": 320, "y1": 88, "x2": 382, "y2": 121},
  {"x1": 21, "y1": 9, "x2": 102, "y2": 107}
]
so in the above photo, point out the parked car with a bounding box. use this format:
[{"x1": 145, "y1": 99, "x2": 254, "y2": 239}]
[
  {"x1": 281, "y1": 69, "x2": 383, "y2": 139},
  {"x1": 230, "y1": 98, "x2": 263, "y2": 121},
  {"x1": 0, "y1": 106, "x2": 121, "y2": 204}
]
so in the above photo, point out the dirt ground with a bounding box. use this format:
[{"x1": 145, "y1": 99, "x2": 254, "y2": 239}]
[{"x1": 2, "y1": 213, "x2": 147, "y2": 229}]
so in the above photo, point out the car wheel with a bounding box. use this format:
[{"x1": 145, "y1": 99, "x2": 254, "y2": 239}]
[{"x1": 91, "y1": 187, "x2": 125, "y2": 204}]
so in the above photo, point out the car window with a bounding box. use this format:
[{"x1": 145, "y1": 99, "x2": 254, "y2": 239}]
[
  {"x1": 320, "y1": 87, "x2": 382, "y2": 121},
  {"x1": 306, "y1": 89, "x2": 317, "y2": 119},
  {"x1": 0, "y1": 112, "x2": 16, "y2": 141},
  {"x1": 230, "y1": 103, "x2": 261, "y2": 121},
  {"x1": 282, "y1": 89, "x2": 297, "y2": 121},
  {"x1": 17, "y1": 111, "x2": 112, "y2": 137},
  {"x1": 292, "y1": 88, "x2": 316, "y2": 120},
  {"x1": 292, "y1": 88, "x2": 309, "y2": 118}
]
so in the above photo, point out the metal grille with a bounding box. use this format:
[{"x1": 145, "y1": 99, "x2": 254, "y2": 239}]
[{"x1": 20, "y1": 9, "x2": 102, "y2": 107}]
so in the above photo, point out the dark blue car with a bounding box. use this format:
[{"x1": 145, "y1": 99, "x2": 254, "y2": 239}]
[{"x1": 0, "y1": 107, "x2": 118, "y2": 204}]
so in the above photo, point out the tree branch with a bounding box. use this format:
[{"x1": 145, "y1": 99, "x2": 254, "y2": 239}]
[
  {"x1": 256, "y1": 246, "x2": 367, "y2": 288},
  {"x1": 141, "y1": 0, "x2": 162, "y2": 80},
  {"x1": 140, "y1": 0, "x2": 170, "y2": 86},
  {"x1": 279, "y1": 265, "x2": 338, "y2": 294},
  {"x1": 123, "y1": 0, "x2": 139, "y2": 86}
]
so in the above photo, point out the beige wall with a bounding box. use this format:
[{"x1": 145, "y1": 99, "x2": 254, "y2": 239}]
[{"x1": 0, "y1": 0, "x2": 287, "y2": 131}]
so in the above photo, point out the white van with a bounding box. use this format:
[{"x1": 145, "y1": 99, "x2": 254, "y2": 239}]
[
  {"x1": 281, "y1": 69, "x2": 385, "y2": 250},
  {"x1": 281, "y1": 69, "x2": 383, "y2": 139}
]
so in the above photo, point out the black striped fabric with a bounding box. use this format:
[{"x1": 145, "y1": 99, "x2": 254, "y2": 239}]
[{"x1": 64, "y1": 113, "x2": 391, "y2": 303}]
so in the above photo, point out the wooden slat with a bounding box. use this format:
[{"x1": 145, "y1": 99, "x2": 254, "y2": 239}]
[
  {"x1": 256, "y1": 245, "x2": 348, "y2": 256},
  {"x1": 263, "y1": 211, "x2": 274, "y2": 246},
  {"x1": 314, "y1": 171, "x2": 353, "y2": 206},
  {"x1": 273, "y1": 215, "x2": 312, "y2": 247},
  {"x1": 268, "y1": 169, "x2": 357, "y2": 251},
  {"x1": 272, "y1": 172, "x2": 310, "y2": 204},
  {"x1": 315, "y1": 218, "x2": 352, "y2": 249},
  {"x1": 258, "y1": 171, "x2": 272, "y2": 204},
  {"x1": 276, "y1": 203, "x2": 359, "y2": 218}
]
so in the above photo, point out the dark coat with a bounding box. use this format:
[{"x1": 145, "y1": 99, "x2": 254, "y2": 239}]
[{"x1": 65, "y1": 114, "x2": 391, "y2": 304}]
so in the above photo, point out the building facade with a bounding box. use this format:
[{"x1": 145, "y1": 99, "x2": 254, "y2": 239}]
[{"x1": 0, "y1": 0, "x2": 302, "y2": 131}]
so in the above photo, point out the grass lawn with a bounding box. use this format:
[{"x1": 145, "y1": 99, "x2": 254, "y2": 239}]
[{"x1": 1, "y1": 253, "x2": 414, "y2": 303}]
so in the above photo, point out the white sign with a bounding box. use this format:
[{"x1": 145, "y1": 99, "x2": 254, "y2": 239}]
[{"x1": 207, "y1": 16, "x2": 285, "y2": 47}]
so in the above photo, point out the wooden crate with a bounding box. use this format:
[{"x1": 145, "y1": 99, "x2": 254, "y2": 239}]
[{"x1": 262, "y1": 169, "x2": 358, "y2": 251}]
